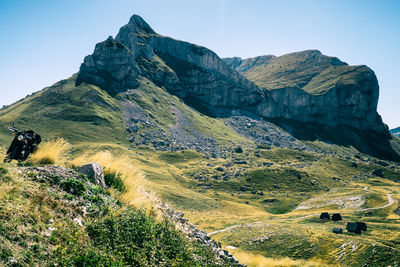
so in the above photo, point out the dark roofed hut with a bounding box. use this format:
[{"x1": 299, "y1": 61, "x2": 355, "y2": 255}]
[
  {"x1": 346, "y1": 222, "x2": 367, "y2": 234},
  {"x1": 346, "y1": 222, "x2": 361, "y2": 234},
  {"x1": 332, "y1": 213, "x2": 342, "y2": 221},
  {"x1": 320, "y1": 212, "x2": 330, "y2": 220},
  {"x1": 358, "y1": 222, "x2": 367, "y2": 231}
]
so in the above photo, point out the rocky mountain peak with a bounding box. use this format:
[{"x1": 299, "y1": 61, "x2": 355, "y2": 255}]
[
  {"x1": 127, "y1": 14, "x2": 155, "y2": 34},
  {"x1": 78, "y1": 15, "x2": 264, "y2": 107},
  {"x1": 76, "y1": 14, "x2": 389, "y2": 139}
]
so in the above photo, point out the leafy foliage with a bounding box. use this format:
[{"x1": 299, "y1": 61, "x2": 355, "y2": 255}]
[
  {"x1": 52, "y1": 208, "x2": 218, "y2": 266},
  {"x1": 104, "y1": 170, "x2": 126, "y2": 192},
  {"x1": 60, "y1": 177, "x2": 86, "y2": 196}
]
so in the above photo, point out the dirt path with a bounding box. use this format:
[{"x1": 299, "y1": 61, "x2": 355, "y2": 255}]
[{"x1": 208, "y1": 194, "x2": 394, "y2": 236}]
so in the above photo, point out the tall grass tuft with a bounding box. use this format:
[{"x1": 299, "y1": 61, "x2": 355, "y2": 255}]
[
  {"x1": 231, "y1": 249, "x2": 326, "y2": 267},
  {"x1": 71, "y1": 151, "x2": 153, "y2": 209},
  {"x1": 29, "y1": 138, "x2": 71, "y2": 165}
]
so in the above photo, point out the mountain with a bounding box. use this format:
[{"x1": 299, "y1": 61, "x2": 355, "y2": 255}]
[
  {"x1": 77, "y1": 16, "x2": 387, "y2": 135},
  {"x1": 391, "y1": 126, "x2": 400, "y2": 137},
  {"x1": 73, "y1": 14, "x2": 397, "y2": 160},
  {"x1": 223, "y1": 50, "x2": 386, "y2": 133},
  {"x1": 0, "y1": 15, "x2": 398, "y2": 161},
  {"x1": 1, "y1": 14, "x2": 400, "y2": 267}
]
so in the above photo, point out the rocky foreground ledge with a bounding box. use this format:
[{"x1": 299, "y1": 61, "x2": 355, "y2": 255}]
[
  {"x1": 16, "y1": 165, "x2": 243, "y2": 266},
  {"x1": 156, "y1": 201, "x2": 243, "y2": 266}
]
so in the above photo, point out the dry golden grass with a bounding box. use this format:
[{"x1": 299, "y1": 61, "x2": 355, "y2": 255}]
[
  {"x1": 0, "y1": 146, "x2": 5, "y2": 161},
  {"x1": 71, "y1": 150, "x2": 155, "y2": 210},
  {"x1": 230, "y1": 249, "x2": 333, "y2": 267},
  {"x1": 29, "y1": 138, "x2": 71, "y2": 165}
]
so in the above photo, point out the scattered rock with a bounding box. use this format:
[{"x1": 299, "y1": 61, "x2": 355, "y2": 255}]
[
  {"x1": 78, "y1": 162, "x2": 106, "y2": 188},
  {"x1": 156, "y1": 201, "x2": 243, "y2": 266},
  {"x1": 73, "y1": 217, "x2": 83, "y2": 226},
  {"x1": 333, "y1": 227, "x2": 343, "y2": 234},
  {"x1": 372, "y1": 169, "x2": 384, "y2": 177}
]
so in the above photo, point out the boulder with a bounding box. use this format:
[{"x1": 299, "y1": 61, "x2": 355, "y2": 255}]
[
  {"x1": 234, "y1": 146, "x2": 243, "y2": 153},
  {"x1": 78, "y1": 162, "x2": 106, "y2": 188},
  {"x1": 333, "y1": 227, "x2": 343, "y2": 234},
  {"x1": 372, "y1": 169, "x2": 384, "y2": 177}
]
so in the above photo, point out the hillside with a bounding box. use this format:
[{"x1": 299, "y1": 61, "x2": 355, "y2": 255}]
[
  {"x1": 0, "y1": 161, "x2": 240, "y2": 266},
  {"x1": 391, "y1": 127, "x2": 400, "y2": 137},
  {"x1": 1, "y1": 14, "x2": 400, "y2": 266}
]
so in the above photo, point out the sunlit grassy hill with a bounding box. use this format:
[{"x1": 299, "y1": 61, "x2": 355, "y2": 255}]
[
  {"x1": 1, "y1": 68, "x2": 400, "y2": 266},
  {"x1": 0, "y1": 75, "x2": 126, "y2": 146}
]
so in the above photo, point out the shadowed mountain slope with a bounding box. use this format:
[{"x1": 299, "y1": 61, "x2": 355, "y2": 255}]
[{"x1": 0, "y1": 14, "x2": 398, "y2": 161}]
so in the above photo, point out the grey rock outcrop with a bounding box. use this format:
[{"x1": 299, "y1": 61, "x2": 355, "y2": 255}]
[
  {"x1": 77, "y1": 15, "x2": 264, "y2": 109},
  {"x1": 156, "y1": 201, "x2": 243, "y2": 266},
  {"x1": 78, "y1": 162, "x2": 106, "y2": 188},
  {"x1": 225, "y1": 51, "x2": 387, "y2": 134},
  {"x1": 77, "y1": 14, "x2": 388, "y2": 136}
]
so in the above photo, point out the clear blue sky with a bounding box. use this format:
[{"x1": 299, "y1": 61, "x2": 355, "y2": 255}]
[{"x1": 1, "y1": 0, "x2": 399, "y2": 128}]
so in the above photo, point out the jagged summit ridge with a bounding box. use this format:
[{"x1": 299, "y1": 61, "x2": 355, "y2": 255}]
[
  {"x1": 76, "y1": 14, "x2": 388, "y2": 135},
  {"x1": 77, "y1": 15, "x2": 264, "y2": 108},
  {"x1": 127, "y1": 14, "x2": 155, "y2": 34}
]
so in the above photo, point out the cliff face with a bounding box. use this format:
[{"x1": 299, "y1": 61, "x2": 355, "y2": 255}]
[
  {"x1": 224, "y1": 51, "x2": 387, "y2": 134},
  {"x1": 77, "y1": 15, "x2": 387, "y2": 135},
  {"x1": 77, "y1": 15, "x2": 264, "y2": 109}
]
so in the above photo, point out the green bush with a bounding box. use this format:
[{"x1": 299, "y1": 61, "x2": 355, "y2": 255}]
[
  {"x1": 104, "y1": 170, "x2": 126, "y2": 192},
  {"x1": 52, "y1": 208, "x2": 217, "y2": 266},
  {"x1": 60, "y1": 178, "x2": 86, "y2": 196}
]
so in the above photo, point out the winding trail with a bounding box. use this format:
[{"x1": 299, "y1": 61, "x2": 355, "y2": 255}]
[{"x1": 208, "y1": 194, "x2": 394, "y2": 236}]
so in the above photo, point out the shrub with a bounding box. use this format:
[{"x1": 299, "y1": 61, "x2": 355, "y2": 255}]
[
  {"x1": 84, "y1": 209, "x2": 191, "y2": 266},
  {"x1": 51, "y1": 208, "x2": 207, "y2": 266},
  {"x1": 0, "y1": 167, "x2": 8, "y2": 175},
  {"x1": 60, "y1": 178, "x2": 86, "y2": 196},
  {"x1": 104, "y1": 170, "x2": 126, "y2": 192}
]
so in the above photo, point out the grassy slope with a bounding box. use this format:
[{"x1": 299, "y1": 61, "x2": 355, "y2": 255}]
[
  {"x1": 0, "y1": 161, "x2": 222, "y2": 266},
  {"x1": 230, "y1": 51, "x2": 369, "y2": 96},
  {"x1": 1, "y1": 77, "x2": 400, "y2": 266},
  {"x1": 0, "y1": 75, "x2": 127, "y2": 146},
  {"x1": 128, "y1": 77, "x2": 251, "y2": 147}
]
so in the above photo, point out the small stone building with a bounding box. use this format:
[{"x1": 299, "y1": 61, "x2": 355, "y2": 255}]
[
  {"x1": 346, "y1": 222, "x2": 367, "y2": 234},
  {"x1": 320, "y1": 212, "x2": 330, "y2": 220},
  {"x1": 332, "y1": 213, "x2": 342, "y2": 221}
]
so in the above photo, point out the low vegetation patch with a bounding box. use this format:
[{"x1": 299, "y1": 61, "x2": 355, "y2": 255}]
[
  {"x1": 104, "y1": 169, "x2": 126, "y2": 192},
  {"x1": 60, "y1": 177, "x2": 86, "y2": 196},
  {"x1": 0, "y1": 163, "x2": 223, "y2": 266}
]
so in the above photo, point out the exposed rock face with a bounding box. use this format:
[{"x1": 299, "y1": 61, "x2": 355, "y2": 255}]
[
  {"x1": 78, "y1": 162, "x2": 106, "y2": 188},
  {"x1": 156, "y1": 201, "x2": 243, "y2": 266},
  {"x1": 77, "y1": 15, "x2": 388, "y2": 135},
  {"x1": 225, "y1": 51, "x2": 387, "y2": 134},
  {"x1": 78, "y1": 15, "x2": 264, "y2": 108}
]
